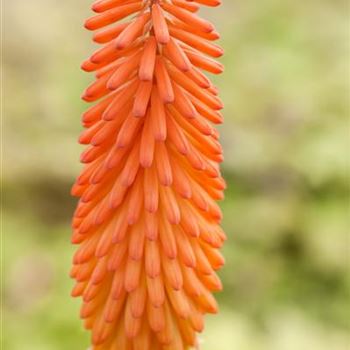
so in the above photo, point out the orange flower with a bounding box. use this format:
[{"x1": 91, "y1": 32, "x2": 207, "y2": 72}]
[{"x1": 71, "y1": 0, "x2": 226, "y2": 349}]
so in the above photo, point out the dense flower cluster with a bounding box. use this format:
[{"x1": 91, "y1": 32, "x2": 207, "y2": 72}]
[{"x1": 71, "y1": 0, "x2": 225, "y2": 349}]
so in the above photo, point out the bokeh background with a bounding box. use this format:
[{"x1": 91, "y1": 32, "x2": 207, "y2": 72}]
[{"x1": 3, "y1": 0, "x2": 350, "y2": 349}]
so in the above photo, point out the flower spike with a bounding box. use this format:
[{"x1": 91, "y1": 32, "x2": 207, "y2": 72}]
[{"x1": 72, "y1": 1, "x2": 225, "y2": 349}]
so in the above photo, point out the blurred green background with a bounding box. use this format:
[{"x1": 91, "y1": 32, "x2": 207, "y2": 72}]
[{"x1": 3, "y1": 0, "x2": 350, "y2": 349}]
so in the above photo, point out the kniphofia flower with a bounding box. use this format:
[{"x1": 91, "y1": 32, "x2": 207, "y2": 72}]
[{"x1": 70, "y1": 0, "x2": 225, "y2": 349}]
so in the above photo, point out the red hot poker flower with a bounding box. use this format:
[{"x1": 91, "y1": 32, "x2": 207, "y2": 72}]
[{"x1": 71, "y1": 0, "x2": 226, "y2": 349}]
